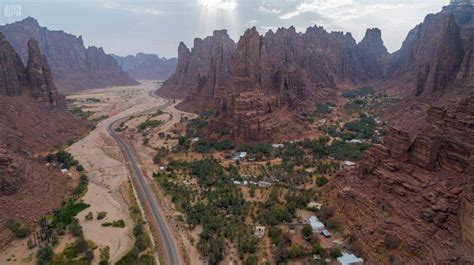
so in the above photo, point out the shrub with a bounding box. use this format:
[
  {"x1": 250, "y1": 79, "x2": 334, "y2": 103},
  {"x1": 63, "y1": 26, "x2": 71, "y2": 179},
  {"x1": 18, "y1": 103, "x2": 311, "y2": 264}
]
[
  {"x1": 138, "y1": 119, "x2": 163, "y2": 131},
  {"x1": 76, "y1": 164, "x2": 84, "y2": 172},
  {"x1": 316, "y1": 176, "x2": 328, "y2": 187},
  {"x1": 288, "y1": 244, "x2": 307, "y2": 259},
  {"x1": 96, "y1": 211, "x2": 107, "y2": 220},
  {"x1": 178, "y1": 136, "x2": 187, "y2": 145},
  {"x1": 5, "y1": 219, "x2": 31, "y2": 238},
  {"x1": 329, "y1": 140, "x2": 369, "y2": 161},
  {"x1": 302, "y1": 224, "x2": 313, "y2": 239},
  {"x1": 99, "y1": 246, "x2": 110, "y2": 265},
  {"x1": 102, "y1": 219, "x2": 125, "y2": 228},
  {"x1": 36, "y1": 246, "x2": 54, "y2": 265},
  {"x1": 69, "y1": 218, "x2": 83, "y2": 237},
  {"x1": 73, "y1": 174, "x2": 88, "y2": 196},
  {"x1": 313, "y1": 244, "x2": 324, "y2": 255},
  {"x1": 330, "y1": 248, "x2": 342, "y2": 258},
  {"x1": 52, "y1": 201, "x2": 90, "y2": 226},
  {"x1": 315, "y1": 103, "x2": 332, "y2": 114},
  {"x1": 342, "y1": 86, "x2": 375, "y2": 98},
  {"x1": 45, "y1": 153, "x2": 55, "y2": 162},
  {"x1": 85, "y1": 212, "x2": 93, "y2": 221}
]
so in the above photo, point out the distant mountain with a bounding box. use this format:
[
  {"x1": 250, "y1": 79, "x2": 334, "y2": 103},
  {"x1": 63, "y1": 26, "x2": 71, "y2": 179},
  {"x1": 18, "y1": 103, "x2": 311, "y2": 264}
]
[
  {"x1": 112, "y1": 53, "x2": 177, "y2": 81},
  {"x1": 0, "y1": 17, "x2": 138, "y2": 92}
]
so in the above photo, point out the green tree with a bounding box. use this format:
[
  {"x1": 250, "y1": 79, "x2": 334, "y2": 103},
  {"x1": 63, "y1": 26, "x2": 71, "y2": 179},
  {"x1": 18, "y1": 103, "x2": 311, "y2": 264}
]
[
  {"x1": 302, "y1": 224, "x2": 313, "y2": 239},
  {"x1": 36, "y1": 246, "x2": 54, "y2": 265},
  {"x1": 316, "y1": 176, "x2": 328, "y2": 187},
  {"x1": 330, "y1": 248, "x2": 342, "y2": 258}
]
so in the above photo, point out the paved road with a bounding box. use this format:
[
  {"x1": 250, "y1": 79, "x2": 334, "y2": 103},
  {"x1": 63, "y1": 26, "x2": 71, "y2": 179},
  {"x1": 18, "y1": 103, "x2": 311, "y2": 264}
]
[{"x1": 106, "y1": 92, "x2": 180, "y2": 265}]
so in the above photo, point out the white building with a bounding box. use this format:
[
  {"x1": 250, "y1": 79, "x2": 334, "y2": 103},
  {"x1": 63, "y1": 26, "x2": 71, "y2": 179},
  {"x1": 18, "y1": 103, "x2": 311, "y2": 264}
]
[
  {"x1": 253, "y1": 226, "x2": 266, "y2": 238},
  {"x1": 337, "y1": 253, "x2": 364, "y2": 265},
  {"x1": 307, "y1": 202, "x2": 323, "y2": 210},
  {"x1": 272, "y1": 144, "x2": 284, "y2": 148},
  {"x1": 344, "y1": 161, "x2": 356, "y2": 166},
  {"x1": 308, "y1": 216, "x2": 325, "y2": 232},
  {"x1": 233, "y1": 152, "x2": 247, "y2": 160},
  {"x1": 60, "y1": 168, "x2": 68, "y2": 174},
  {"x1": 258, "y1": 181, "x2": 272, "y2": 188},
  {"x1": 349, "y1": 139, "x2": 362, "y2": 144}
]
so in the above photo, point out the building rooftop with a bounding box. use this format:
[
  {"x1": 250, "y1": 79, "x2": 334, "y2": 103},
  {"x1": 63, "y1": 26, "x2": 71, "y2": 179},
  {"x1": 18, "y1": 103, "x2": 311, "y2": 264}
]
[{"x1": 337, "y1": 252, "x2": 364, "y2": 265}]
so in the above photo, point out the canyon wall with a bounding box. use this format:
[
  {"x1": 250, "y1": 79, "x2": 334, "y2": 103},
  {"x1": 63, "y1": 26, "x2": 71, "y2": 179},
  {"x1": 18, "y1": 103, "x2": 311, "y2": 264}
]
[
  {"x1": 326, "y1": 96, "x2": 474, "y2": 263},
  {"x1": 160, "y1": 4, "x2": 473, "y2": 143},
  {"x1": 0, "y1": 17, "x2": 138, "y2": 92},
  {"x1": 0, "y1": 32, "x2": 89, "y2": 247},
  {"x1": 160, "y1": 26, "x2": 389, "y2": 142}
]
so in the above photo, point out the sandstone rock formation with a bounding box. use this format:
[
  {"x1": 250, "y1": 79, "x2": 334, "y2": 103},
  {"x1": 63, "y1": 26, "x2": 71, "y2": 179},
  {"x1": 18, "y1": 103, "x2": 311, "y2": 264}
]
[
  {"x1": 0, "y1": 32, "x2": 26, "y2": 96},
  {"x1": 0, "y1": 33, "x2": 89, "y2": 247},
  {"x1": 0, "y1": 33, "x2": 65, "y2": 108},
  {"x1": 159, "y1": 3, "x2": 473, "y2": 143},
  {"x1": 112, "y1": 53, "x2": 177, "y2": 80},
  {"x1": 0, "y1": 17, "x2": 138, "y2": 92},
  {"x1": 26, "y1": 39, "x2": 66, "y2": 109},
  {"x1": 389, "y1": 4, "x2": 473, "y2": 96},
  {"x1": 161, "y1": 26, "x2": 390, "y2": 142},
  {"x1": 326, "y1": 96, "x2": 474, "y2": 263}
]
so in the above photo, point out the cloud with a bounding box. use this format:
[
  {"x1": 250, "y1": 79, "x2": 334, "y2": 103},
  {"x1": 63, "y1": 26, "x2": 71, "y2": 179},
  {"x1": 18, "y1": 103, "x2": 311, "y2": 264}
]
[
  {"x1": 245, "y1": 19, "x2": 258, "y2": 27},
  {"x1": 280, "y1": 0, "x2": 353, "y2": 20},
  {"x1": 103, "y1": 3, "x2": 162, "y2": 15},
  {"x1": 197, "y1": 0, "x2": 238, "y2": 11},
  {"x1": 258, "y1": 6, "x2": 282, "y2": 14}
]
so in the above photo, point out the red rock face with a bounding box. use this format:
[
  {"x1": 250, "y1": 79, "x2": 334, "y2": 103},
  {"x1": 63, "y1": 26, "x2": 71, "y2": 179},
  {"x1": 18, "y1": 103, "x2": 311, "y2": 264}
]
[
  {"x1": 0, "y1": 33, "x2": 64, "y2": 108},
  {"x1": 326, "y1": 96, "x2": 474, "y2": 263},
  {"x1": 0, "y1": 34, "x2": 89, "y2": 247},
  {"x1": 0, "y1": 33, "x2": 27, "y2": 96},
  {"x1": 0, "y1": 17, "x2": 138, "y2": 92},
  {"x1": 162, "y1": 26, "x2": 389, "y2": 142},
  {"x1": 26, "y1": 39, "x2": 66, "y2": 109},
  {"x1": 389, "y1": 4, "x2": 473, "y2": 96},
  {"x1": 112, "y1": 53, "x2": 177, "y2": 80}
]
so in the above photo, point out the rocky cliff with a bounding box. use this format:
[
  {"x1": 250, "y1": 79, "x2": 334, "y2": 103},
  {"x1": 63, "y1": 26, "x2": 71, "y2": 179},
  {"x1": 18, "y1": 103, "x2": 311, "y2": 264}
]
[
  {"x1": 112, "y1": 53, "x2": 177, "y2": 80},
  {"x1": 0, "y1": 33, "x2": 65, "y2": 108},
  {"x1": 0, "y1": 17, "x2": 138, "y2": 92},
  {"x1": 0, "y1": 33, "x2": 89, "y2": 246},
  {"x1": 389, "y1": 4, "x2": 473, "y2": 96},
  {"x1": 160, "y1": 4, "x2": 473, "y2": 142},
  {"x1": 325, "y1": 96, "x2": 474, "y2": 263},
  {"x1": 161, "y1": 26, "x2": 389, "y2": 142}
]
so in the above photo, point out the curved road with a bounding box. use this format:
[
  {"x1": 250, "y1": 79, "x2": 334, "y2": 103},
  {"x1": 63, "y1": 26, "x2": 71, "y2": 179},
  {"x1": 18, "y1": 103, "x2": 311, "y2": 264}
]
[{"x1": 106, "y1": 92, "x2": 180, "y2": 265}]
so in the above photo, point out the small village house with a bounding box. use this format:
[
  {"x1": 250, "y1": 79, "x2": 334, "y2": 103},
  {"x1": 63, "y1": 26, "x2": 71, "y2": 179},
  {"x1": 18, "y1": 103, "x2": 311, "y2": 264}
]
[
  {"x1": 308, "y1": 216, "x2": 325, "y2": 232},
  {"x1": 337, "y1": 252, "x2": 364, "y2": 265}
]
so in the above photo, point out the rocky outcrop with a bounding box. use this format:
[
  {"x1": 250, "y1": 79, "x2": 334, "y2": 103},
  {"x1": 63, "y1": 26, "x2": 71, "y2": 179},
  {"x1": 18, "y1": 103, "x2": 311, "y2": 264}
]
[
  {"x1": 326, "y1": 96, "x2": 474, "y2": 263},
  {"x1": 161, "y1": 4, "x2": 473, "y2": 142},
  {"x1": 0, "y1": 17, "x2": 138, "y2": 92},
  {"x1": 112, "y1": 53, "x2": 177, "y2": 80},
  {"x1": 0, "y1": 34, "x2": 89, "y2": 247},
  {"x1": 162, "y1": 26, "x2": 390, "y2": 142},
  {"x1": 0, "y1": 33, "x2": 65, "y2": 108},
  {"x1": 26, "y1": 39, "x2": 66, "y2": 109},
  {"x1": 389, "y1": 4, "x2": 473, "y2": 96},
  {"x1": 158, "y1": 30, "x2": 236, "y2": 99},
  {"x1": 0, "y1": 32, "x2": 27, "y2": 96},
  {"x1": 357, "y1": 28, "x2": 389, "y2": 80}
]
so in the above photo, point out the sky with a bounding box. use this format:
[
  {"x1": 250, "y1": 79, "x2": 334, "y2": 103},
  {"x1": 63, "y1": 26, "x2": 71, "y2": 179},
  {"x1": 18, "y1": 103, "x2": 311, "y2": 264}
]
[{"x1": 0, "y1": 0, "x2": 449, "y2": 58}]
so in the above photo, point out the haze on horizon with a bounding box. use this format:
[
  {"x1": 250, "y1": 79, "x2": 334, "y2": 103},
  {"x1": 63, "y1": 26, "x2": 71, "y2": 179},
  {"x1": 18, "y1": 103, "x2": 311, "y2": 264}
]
[{"x1": 0, "y1": 0, "x2": 449, "y2": 58}]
